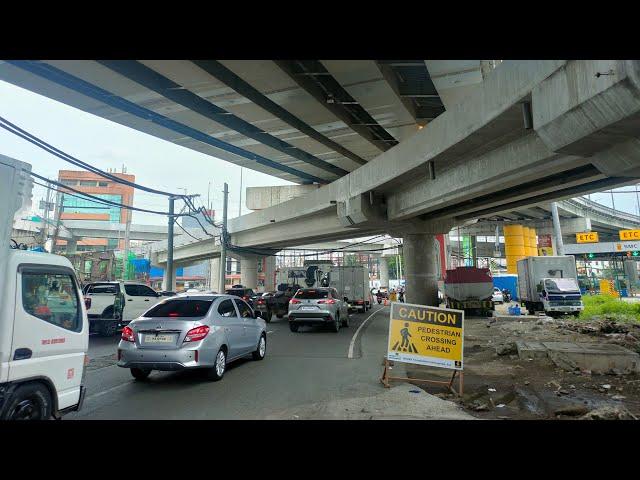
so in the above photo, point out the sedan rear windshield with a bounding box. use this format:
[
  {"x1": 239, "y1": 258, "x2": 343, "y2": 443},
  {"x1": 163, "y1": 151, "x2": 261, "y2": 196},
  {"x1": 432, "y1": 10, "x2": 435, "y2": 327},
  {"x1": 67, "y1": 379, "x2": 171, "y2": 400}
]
[
  {"x1": 144, "y1": 299, "x2": 213, "y2": 318},
  {"x1": 295, "y1": 289, "x2": 329, "y2": 299}
]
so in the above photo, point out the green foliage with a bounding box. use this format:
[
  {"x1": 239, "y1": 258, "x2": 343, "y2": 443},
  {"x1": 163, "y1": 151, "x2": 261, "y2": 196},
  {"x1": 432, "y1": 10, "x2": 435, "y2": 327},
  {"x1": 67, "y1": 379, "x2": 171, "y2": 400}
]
[
  {"x1": 386, "y1": 255, "x2": 403, "y2": 280},
  {"x1": 580, "y1": 295, "x2": 640, "y2": 323}
]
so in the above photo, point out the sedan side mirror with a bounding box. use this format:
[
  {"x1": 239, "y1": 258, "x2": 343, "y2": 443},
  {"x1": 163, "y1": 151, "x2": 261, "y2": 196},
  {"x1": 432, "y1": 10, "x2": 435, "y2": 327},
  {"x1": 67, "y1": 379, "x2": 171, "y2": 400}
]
[
  {"x1": 344, "y1": 297, "x2": 349, "y2": 303},
  {"x1": 255, "y1": 310, "x2": 263, "y2": 319},
  {"x1": 84, "y1": 297, "x2": 92, "y2": 310}
]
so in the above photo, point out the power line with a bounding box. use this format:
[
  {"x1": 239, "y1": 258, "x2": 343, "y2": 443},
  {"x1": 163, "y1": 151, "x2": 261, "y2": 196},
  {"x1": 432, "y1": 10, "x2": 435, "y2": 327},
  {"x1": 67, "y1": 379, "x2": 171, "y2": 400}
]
[{"x1": 0, "y1": 114, "x2": 187, "y2": 198}]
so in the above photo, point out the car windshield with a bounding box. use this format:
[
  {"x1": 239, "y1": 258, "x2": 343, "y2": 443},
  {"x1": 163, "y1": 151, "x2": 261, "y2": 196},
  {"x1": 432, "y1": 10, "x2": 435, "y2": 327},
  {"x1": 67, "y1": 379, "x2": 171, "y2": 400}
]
[
  {"x1": 144, "y1": 299, "x2": 213, "y2": 318},
  {"x1": 544, "y1": 278, "x2": 580, "y2": 293},
  {"x1": 295, "y1": 289, "x2": 329, "y2": 299}
]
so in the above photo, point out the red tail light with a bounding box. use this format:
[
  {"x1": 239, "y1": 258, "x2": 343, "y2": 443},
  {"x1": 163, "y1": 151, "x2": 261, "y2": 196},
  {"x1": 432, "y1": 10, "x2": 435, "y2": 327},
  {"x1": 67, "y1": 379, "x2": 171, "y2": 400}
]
[
  {"x1": 121, "y1": 326, "x2": 136, "y2": 342},
  {"x1": 289, "y1": 298, "x2": 301, "y2": 304},
  {"x1": 257, "y1": 299, "x2": 265, "y2": 305},
  {"x1": 243, "y1": 295, "x2": 249, "y2": 301},
  {"x1": 183, "y1": 325, "x2": 210, "y2": 343},
  {"x1": 317, "y1": 299, "x2": 336, "y2": 304}
]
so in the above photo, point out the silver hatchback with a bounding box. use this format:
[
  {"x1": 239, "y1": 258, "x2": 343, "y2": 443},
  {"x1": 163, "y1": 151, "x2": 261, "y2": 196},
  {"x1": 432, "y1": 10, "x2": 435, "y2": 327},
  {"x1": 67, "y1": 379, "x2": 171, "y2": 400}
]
[
  {"x1": 117, "y1": 294, "x2": 267, "y2": 381},
  {"x1": 288, "y1": 287, "x2": 349, "y2": 332}
]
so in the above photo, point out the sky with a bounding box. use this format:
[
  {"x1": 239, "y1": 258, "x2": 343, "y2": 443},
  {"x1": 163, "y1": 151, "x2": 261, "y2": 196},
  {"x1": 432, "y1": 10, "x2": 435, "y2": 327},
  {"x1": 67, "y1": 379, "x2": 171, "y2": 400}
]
[
  {"x1": 0, "y1": 80, "x2": 293, "y2": 226},
  {"x1": 2, "y1": 78, "x2": 640, "y2": 224}
]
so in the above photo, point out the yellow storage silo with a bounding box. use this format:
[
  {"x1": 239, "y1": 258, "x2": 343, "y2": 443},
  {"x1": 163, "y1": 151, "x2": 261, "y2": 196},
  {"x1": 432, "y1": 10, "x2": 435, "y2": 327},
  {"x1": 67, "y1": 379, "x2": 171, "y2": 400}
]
[
  {"x1": 504, "y1": 224, "x2": 526, "y2": 273},
  {"x1": 529, "y1": 227, "x2": 538, "y2": 256},
  {"x1": 523, "y1": 227, "x2": 531, "y2": 256}
]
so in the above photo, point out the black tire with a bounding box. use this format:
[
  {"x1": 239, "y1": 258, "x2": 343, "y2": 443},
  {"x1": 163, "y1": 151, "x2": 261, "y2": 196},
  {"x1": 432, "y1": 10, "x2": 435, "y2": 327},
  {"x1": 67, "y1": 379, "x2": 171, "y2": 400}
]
[
  {"x1": 572, "y1": 312, "x2": 581, "y2": 318},
  {"x1": 332, "y1": 315, "x2": 340, "y2": 332},
  {"x1": 252, "y1": 334, "x2": 267, "y2": 361},
  {"x1": 289, "y1": 323, "x2": 299, "y2": 332},
  {"x1": 276, "y1": 313, "x2": 284, "y2": 319},
  {"x1": 341, "y1": 314, "x2": 350, "y2": 328},
  {"x1": 265, "y1": 310, "x2": 272, "y2": 323},
  {"x1": 130, "y1": 368, "x2": 152, "y2": 380},
  {"x1": 99, "y1": 321, "x2": 117, "y2": 337},
  {"x1": 1, "y1": 383, "x2": 52, "y2": 420},
  {"x1": 207, "y1": 349, "x2": 227, "y2": 381}
]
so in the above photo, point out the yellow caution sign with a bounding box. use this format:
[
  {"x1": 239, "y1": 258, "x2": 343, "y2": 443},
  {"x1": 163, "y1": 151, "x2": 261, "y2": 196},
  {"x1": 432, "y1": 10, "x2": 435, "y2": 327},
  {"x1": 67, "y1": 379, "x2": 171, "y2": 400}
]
[
  {"x1": 619, "y1": 230, "x2": 640, "y2": 241},
  {"x1": 576, "y1": 232, "x2": 599, "y2": 243},
  {"x1": 387, "y1": 302, "x2": 464, "y2": 370}
]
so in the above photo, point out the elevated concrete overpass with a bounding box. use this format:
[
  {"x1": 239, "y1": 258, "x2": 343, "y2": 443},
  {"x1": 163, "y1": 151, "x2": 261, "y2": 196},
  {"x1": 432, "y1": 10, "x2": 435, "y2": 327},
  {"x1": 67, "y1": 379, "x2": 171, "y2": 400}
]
[{"x1": 5, "y1": 60, "x2": 640, "y2": 304}]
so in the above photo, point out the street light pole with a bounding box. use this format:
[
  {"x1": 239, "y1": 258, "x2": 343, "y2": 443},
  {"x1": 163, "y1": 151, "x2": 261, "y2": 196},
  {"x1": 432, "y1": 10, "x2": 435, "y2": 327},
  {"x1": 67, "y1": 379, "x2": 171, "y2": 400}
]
[
  {"x1": 219, "y1": 183, "x2": 229, "y2": 293},
  {"x1": 166, "y1": 196, "x2": 176, "y2": 292}
]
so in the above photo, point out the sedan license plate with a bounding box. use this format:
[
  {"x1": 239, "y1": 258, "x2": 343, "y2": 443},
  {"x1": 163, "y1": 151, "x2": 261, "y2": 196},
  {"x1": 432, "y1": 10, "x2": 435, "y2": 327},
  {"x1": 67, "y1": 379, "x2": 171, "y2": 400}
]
[
  {"x1": 560, "y1": 306, "x2": 571, "y2": 311},
  {"x1": 300, "y1": 306, "x2": 317, "y2": 310},
  {"x1": 144, "y1": 334, "x2": 175, "y2": 343}
]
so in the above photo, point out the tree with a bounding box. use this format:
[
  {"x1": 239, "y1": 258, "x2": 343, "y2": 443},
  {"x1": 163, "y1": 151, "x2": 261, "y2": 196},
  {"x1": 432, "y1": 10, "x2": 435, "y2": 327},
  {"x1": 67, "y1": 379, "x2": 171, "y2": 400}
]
[{"x1": 386, "y1": 255, "x2": 404, "y2": 280}]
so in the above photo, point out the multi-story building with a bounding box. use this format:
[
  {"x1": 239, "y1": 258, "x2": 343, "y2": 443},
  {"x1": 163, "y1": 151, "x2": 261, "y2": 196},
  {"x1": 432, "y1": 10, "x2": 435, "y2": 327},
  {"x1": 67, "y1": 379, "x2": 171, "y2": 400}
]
[{"x1": 54, "y1": 169, "x2": 134, "y2": 252}]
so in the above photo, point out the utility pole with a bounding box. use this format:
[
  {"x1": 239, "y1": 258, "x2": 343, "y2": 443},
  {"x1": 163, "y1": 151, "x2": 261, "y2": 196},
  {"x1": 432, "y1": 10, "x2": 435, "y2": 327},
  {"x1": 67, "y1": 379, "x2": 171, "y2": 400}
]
[
  {"x1": 238, "y1": 167, "x2": 243, "y2": 217},
  {"x1": 166, "y1": 196, "x2": 176, "y2": 292},
  {"x1": 122, "y1": 206, "x2": 132, "y2": 280},
  {"x1": 51, "y1": 190, "x2": 65, "y2": 254},
  {"x1": 219, "y1": 183, "x2": 229, "y2": 294},
  {"x1": 551, "y1": 202, "x2": 565, "y2": 256}
]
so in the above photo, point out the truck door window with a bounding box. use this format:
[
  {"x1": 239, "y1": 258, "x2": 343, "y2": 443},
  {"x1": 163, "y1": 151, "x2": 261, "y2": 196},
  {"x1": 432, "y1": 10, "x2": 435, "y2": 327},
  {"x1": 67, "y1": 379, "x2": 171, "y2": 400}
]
[
  {"x1": 124, "y1": 284, "x2": 141, "y2": 296},
  {"x1": 22, "y1": 272, "x2": 81, "y2": 332}
]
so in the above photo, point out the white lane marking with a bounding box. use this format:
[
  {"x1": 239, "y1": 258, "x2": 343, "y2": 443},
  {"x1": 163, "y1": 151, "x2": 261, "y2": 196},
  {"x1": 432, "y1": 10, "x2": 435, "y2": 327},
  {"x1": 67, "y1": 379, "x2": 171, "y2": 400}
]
[
  {"x1": 348, "y1": 306, "x2": 386, "y2": 359},
  {"x1": 267, "y1": 331, "x2": 274, "y2": 334},
  {"x1": 85, "y1": 381, "x2": 132, "y2": 401}
]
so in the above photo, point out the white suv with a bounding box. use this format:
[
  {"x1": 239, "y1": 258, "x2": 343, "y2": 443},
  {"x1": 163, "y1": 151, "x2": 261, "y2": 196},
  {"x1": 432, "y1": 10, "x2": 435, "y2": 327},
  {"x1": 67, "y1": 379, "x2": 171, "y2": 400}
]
[{"x1": 84, "y1": 281, "x2": 163, "y2": 336}]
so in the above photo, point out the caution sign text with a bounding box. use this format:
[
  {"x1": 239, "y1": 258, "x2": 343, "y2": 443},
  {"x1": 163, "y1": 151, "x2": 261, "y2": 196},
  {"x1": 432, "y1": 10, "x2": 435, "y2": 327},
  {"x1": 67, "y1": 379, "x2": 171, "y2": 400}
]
[{"x1": 387, "y1": 303, "x2": 464, "y2": 370}]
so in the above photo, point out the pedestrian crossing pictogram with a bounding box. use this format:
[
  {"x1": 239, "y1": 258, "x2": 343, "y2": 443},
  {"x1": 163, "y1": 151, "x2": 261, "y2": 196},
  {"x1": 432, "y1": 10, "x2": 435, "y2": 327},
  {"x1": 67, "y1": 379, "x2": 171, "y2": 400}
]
[{"x1": 391, "y1": 323, "x2": 418, "y2": 353}]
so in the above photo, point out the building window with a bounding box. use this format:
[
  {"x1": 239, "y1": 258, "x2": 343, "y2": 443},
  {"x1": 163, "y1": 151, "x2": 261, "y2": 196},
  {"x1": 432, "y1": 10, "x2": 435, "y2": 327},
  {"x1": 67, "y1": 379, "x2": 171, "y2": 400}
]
[
  {"x1": 98, "y1": 182, "x2": 109, "y2": 187},
  {"x1": 79, "y1": 181, "x2": 98, "y2": 187}
]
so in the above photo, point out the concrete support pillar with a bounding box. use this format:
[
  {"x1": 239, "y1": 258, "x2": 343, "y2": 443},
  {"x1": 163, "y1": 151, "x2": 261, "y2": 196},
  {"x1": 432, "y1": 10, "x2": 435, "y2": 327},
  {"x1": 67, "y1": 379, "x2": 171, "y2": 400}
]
[
  {"x1": 263, "y1": 255, "x2": 276, "y2": 292},
  {"x1": 66, "y1": 239, "x2": 77, "y2": 254},
  {"x1": 402, "y1": 233, "x2": 439, "y2": 306},
  {"x1": 161, "y1": 270, "x2": 168, "y2": 291},
  {"x1": 209, "y1": 257, "x2": 221, "y2": 292},
  {"x1": 379, "y1": 256, "x2": 390, "y2": 287},
  {"x1": 238, "y1": 254, "x2": 259, "y2": 290}
]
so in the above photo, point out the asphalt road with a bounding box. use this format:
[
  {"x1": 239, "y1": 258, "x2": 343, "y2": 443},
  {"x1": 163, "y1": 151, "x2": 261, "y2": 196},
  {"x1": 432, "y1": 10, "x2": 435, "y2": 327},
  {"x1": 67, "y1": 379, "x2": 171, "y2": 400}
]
[{"x1": 68, "y1": 305, "x2": 391, "y2": 419}]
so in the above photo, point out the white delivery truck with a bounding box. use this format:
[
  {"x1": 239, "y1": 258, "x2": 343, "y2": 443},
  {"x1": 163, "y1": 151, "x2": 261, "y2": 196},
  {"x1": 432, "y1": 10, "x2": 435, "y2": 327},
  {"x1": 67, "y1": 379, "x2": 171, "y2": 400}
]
[
  {"x1": 517, "y1": 256, "x2": 584, "y2": 317},
  {"x1": 0, "y1": 155, "x2": 89, "y2": 420},
  {"x1": 328, "y1": 266, "x2": 372, "y2": 313}
]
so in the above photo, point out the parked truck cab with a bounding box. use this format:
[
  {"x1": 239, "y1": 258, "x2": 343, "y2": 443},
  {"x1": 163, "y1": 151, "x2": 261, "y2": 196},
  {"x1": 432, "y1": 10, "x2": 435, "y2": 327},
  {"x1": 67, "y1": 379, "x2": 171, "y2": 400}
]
[
  {"x1": 1, "y1": 154, "x2": 89, "y2": 419},
  {"x1": 537, "y1": 277, "x2": 584, "y2": 316}
]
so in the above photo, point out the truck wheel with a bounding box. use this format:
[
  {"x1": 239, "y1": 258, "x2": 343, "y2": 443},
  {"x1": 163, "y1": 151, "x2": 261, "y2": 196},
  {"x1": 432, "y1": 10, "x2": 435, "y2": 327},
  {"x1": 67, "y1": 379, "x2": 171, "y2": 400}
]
[
  {"x1": 1, "y1": 383, "x2": 52, "y2": 420},
  {"x1": 130, "y1": 368, "x2": 152, "y2": 381},
  {"x1": 99, "y1": 321, "x2": 117, "y2": 337}
]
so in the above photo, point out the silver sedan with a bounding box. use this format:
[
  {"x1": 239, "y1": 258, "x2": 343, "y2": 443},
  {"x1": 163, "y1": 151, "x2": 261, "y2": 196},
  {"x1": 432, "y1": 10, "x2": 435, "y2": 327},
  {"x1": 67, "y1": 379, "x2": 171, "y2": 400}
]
[{"x1": 117, "y1": 294, "x2": 267, "y2": 381}]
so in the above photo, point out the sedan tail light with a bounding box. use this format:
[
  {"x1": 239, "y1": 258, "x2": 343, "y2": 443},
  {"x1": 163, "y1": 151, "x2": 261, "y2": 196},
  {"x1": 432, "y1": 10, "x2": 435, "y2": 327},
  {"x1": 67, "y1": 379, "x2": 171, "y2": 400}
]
[
  {"x1": 121, "y1": 326, "x2": 136, "y2": 342},
  {"x1": 289, "y1": 298, "x2": 301, "y2": 304},
  {"x1": 317, "y1": 299, "x2": 336, "y2": 304},
  {"x1": 183, "y1": 325, "x2": 210, "y2": 343}
]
